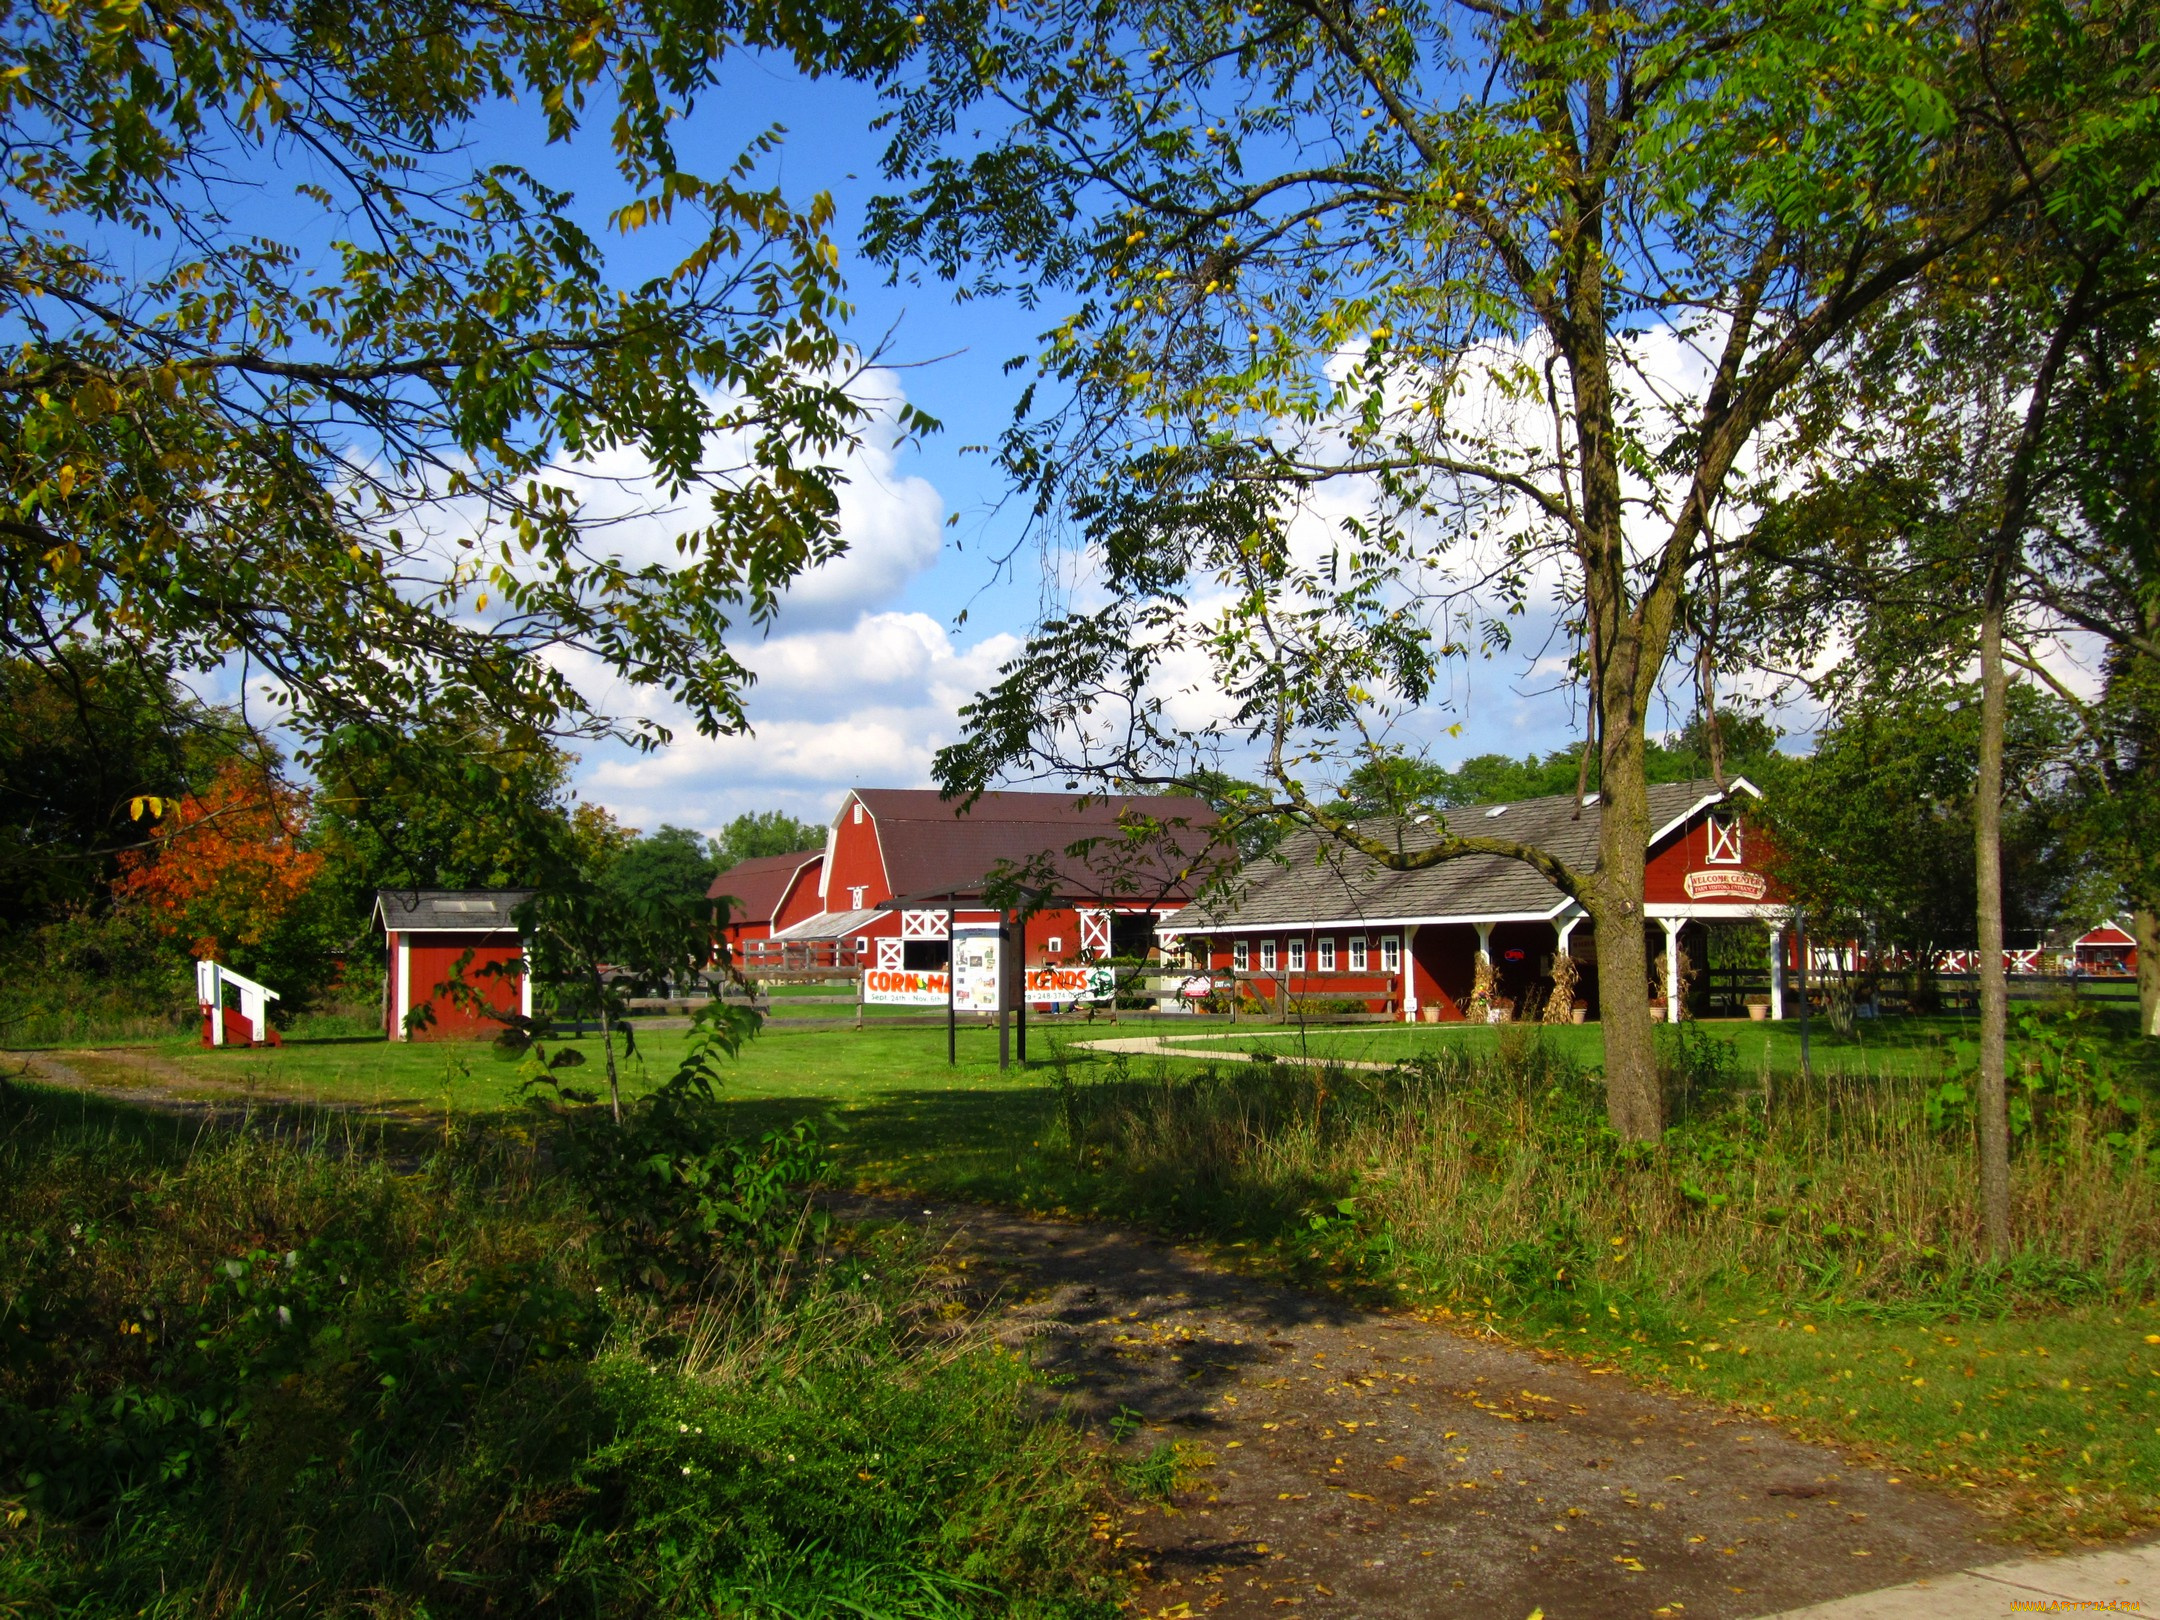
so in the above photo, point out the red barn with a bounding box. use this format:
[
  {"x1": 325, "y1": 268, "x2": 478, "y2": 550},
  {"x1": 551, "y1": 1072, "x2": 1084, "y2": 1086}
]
[
  {"x1": 1161, "y1": 778, "x2": 1787, "y2": 1022},
  {"x1": 708, "y1": 849, "x2": 825, "y2": 958},
  {"x1": 374, "y1": 889, "x2": 532, "y2": 1040},
  {"x1": 755, "y1": 788, "x2": 1223, "y2": 976}
]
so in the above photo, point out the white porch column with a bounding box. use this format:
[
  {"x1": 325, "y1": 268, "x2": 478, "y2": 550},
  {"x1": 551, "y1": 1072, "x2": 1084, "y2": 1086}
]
[
  {"x1": 520, "y1": 948, "x2": 534, "y2": 1022},
  {"x1": 1473, "y1": 921, "x2": 1494, "y2": 961},
  {"x1": 1768, "y1": 923, "x2": 1786, "y2": 1021},
  {"x1": 395, "y1": 941, "x2": 411, "y2": 1042},
  {"x1": 1556, "y1": 914, "x2": 1580, "y2": 956},
  {"x1": 1401, "y1": 924, "x2": 1420, "y2": 1022},
  {"x1": 1660, "y1": 917, "x2": 1684, "y2": 1022}
]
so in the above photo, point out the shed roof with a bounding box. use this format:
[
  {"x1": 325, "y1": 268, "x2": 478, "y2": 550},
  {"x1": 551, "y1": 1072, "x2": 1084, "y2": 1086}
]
[
  {"x1": 768, "y1": 906, "x2": 883, "y2": 943},
  {"x1": 2077, "y1": 923, "x2": 2138, "y2": 948},
  {"x1": 847, "y1": 789, "x2": 1222, "y2": 903},
  {"x1": 373, "y1": 889, "x2": 533, "y2": 933},
  {"x1": 707, "y1": 850, "x2": 822, "y2": 922},
  {"x1": 1163, "y1": 779, "x2": 1752, "y2": 932}
]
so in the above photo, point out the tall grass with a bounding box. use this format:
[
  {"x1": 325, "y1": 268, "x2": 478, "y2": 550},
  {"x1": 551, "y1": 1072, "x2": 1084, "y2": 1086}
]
[
  {"x1": 0, "y1": 1090, "x2": 1137, "y2": 1618},
  {"x1": 1051, "y1": 1013, "x2": 2160, "y2": 1322}
]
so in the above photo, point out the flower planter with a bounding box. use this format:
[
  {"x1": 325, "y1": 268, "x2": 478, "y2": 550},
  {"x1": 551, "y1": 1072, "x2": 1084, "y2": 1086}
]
[
  {"x1": 1747, "y1": 1002, "x2": 1771, "y2": 1021},
  {"x1": 1571, "y1": 1006, "x2": 1589, "y2": 1025}
]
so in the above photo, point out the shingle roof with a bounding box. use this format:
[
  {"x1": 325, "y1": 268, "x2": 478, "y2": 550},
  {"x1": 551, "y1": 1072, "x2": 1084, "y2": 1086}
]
[
  {"x1": 851, "y1": 789, "x2": 1223, "y2": 904},
  {"x1": 1162, "y1": 780, "x2": 1738, "y2": 931},
  {"x1": 707, "y1": 850, "x2": 822, "y2": 922},
  {"x1": 372, "y1": 889, "x2": 533, "y2": 932}
]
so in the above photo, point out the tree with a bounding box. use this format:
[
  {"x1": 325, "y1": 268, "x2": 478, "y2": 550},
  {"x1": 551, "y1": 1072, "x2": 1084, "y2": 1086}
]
[
  {"x1": 869, "y1": 0, "x2": 2137, "y2": 1138},
  {"x1": 711, "y1": 810, "x2": 826, "y2": 869},
  {"x1": 310, "y1": 724, "x2": 573, "y2": 945},
  {"x1": 0, "y1": 649, "x2": 249, "y2": 928},
  {"x1": 2, "y1": 0, "x2": 922, "y2": 775},
  {"x1": 608, "y1": 826, "x2": 722, "y2": 913},
  {"x1": 112, "y1": 760, "x2": 338, "y2": 1003}
]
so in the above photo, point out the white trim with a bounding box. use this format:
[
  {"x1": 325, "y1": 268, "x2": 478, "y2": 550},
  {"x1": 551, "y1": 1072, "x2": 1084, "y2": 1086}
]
[
  {"x1": 1768, "y1": 926, "x2": 1786, "y2": 1021},
  {"x1": 396, "y1": 941, "x2": 411, "y2": 1042},
  {"x1": 520, "y1": 951, "x2": 533, "y2": 1022},
  {"x1": 1168, "y1": 907, "x2": 1571, "y2": 934},
  {"x1": 1645, "y1": 903, "x2": 1791, "y2": 922},
  {"x1": 1646, "y1": 776, "x2": 1762, "y2": 850}
]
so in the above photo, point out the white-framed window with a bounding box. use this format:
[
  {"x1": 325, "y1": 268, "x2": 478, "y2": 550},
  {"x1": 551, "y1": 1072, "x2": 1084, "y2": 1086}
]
[
  {"x1": 1233, "y1": 939, "x2": 1250, "y2": 972},
  {"x1": 1046, "y1": 936, "x2": 1063, "y2": 955},
  {"x1": 1259, "y1": 939, "x2": 1277, "y2": 971},
  {"x1": 1706, "y1": 814, "x2": 1743, "y2": 865},
  {"x1": 1287, "y1": 938, "x2": 1306, "y2": 972},
  {"x1": 1317, "y1": 937, "x2": 1336, "y2": 972},
  {"x1": 852, "y1": 802, "x2": 864, "y2": 824},
  {"x1": 1380, "y1": 935, "x2": 1401, "y2": 974},
  {"x1": 849, "y1": 886, "x2": 866, "y2": 909},
  {"x1": 856, "y1": 937, "x2": 869, "y2": 957},
  {"x1": 1348, "y1": 935, "x2": 1368, "y2": 971}
]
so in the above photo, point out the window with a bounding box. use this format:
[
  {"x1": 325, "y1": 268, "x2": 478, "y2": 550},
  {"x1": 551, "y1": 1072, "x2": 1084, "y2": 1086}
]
[
  {"x1": 1706, "y1": 814, "x2": 1743, "y2": 864},
  {"x1": 1045, "y1": 936, "x2": 1063, "y2": 955},
  {"x1": 1259, "y1": 940, "x2": 1277, "y2": 972},
  {"x1": 1348, "y1": 936, "x2": 1368, "y2": 971},
  {"x1": 1287, "y1": 938, "x2": 1306, "y2": 972},
  {"x1": 852, "y1": 802, "x2": 864, "y2": 824},
  {"x1": 1380, "y1": 935, "x2": 1401, "y2": 973},
  {"x1": 1316, "y1": 937, "x2": 1336, "y2": 972},
  {"x1": 849, "y1": 886, "x2": 866, "y2": 909},
  {"x1": 855, "y1": 937, "x2": 869, "y2": 958},
  {"x1": 1233, "y1": 939, "x2": 1250, "y2": 972}
]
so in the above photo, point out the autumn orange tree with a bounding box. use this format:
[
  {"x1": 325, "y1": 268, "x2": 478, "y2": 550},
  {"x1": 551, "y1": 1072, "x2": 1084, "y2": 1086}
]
[{"x1": 114, "y1": 762, "x2": 337, "y2": 1002}]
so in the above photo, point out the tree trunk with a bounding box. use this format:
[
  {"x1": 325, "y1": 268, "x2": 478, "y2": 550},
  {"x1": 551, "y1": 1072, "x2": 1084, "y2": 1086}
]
[
  {"x1": 1975, "y1": 598, "x2": 2012, "y2": 1257},
  {"x1": 2137, "y1": 907, "x2": 2160, "y2": 1039},
  {"x1": 1589, "y1": 717, "x2": 1662, "y2": 1140},
  {"x1": 596, "y1": 967, "x2": 623, "y2": 1122}
]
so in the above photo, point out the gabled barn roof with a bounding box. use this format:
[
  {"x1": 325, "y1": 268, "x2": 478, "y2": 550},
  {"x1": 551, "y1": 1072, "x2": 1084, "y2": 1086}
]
[
  {"x1": 1164, "y1": 778, "x2": 1757, "y2": 932},
  {"x1": 707, "y1": 849, "x2": 822, "y2": 923},
  {"x1": 2077, "y1": 922, "x2": 2138, "y2": 948},
  {"x1": 372, "y1": 889, "x2": 533, "y2": 933},
  {"x1": 845, "y1": 789, "x2": 1222, "y2": 903}
]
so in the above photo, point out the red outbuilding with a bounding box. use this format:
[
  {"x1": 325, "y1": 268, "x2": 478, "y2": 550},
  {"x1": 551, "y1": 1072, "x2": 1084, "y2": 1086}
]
[
  {"x1": 373, "y1": 889, "x2": 532, "y2": 1040},
  {"x1": 2073, "y1": 922, "x2": 2139, "y2": 975},
  {"x1": 708, "y1": 849, "x2": 826, "y2": 959},
  {"x1": 753, "y1": 788, "x2": 1224, "y2": 977}
]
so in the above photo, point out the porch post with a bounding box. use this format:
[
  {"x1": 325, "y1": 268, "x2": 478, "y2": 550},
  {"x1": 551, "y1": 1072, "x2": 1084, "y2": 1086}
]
[
  {"x1": 1402, "y1": 923, "x2": 1420, "y2": 1023},
  {"x1": 1473, "y1": 921, "x2": 1494, "y2": 962},
  {"x1": 1660, "y1": 917, "x2": 1684, "y2": 1021},
  {"x1": 1768, "y1": 923, "x2": 1786, "y2": 1021}
]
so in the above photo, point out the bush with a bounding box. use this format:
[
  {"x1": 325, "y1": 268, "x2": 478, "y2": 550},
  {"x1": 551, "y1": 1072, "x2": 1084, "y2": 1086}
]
[{"x1": 0, "y1": 1087, "x2": 1134, "y2": 1617}]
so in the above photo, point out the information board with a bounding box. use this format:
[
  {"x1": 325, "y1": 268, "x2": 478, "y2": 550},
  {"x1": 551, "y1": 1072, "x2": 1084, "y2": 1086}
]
[{"x1": 951, "y1": 929, "x2": 1003, "y2": 1013}]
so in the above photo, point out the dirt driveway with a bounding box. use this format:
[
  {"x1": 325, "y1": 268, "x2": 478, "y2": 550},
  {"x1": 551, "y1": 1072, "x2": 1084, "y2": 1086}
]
[{"x1": 834, "y1": 1194, "x2": 2000, "y2": 1620}]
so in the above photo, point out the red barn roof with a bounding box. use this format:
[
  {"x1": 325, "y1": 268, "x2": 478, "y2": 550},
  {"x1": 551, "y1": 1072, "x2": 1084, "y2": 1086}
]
[
  {"x1": 2077, "y1": 923, "x2": 2137, "y2": 948},
  {"x1": 841, "y1": 788, "x2": 1222, "y2": 904},
  {"x1": 707, "y1": 850, "x2": 823, "y2": 924}
]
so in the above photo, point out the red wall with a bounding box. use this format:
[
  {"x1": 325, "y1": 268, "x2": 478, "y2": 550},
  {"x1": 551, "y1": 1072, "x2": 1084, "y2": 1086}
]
[
  {"x1": 394, "y1": 930, "x2": 525, "y2": 1041},
  {"x1": 1643, "y1": 805, "x2": 1783, "y2": 905},
  {"x1": 824, "y1": 801, "x2": 890, "y2": 910},
  {"x1": 774, "y1": 860, "x2": 826, "y2": 930}
]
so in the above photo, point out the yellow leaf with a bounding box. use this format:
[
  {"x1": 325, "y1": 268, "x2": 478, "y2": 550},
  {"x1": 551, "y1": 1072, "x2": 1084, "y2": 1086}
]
[{"x1": 54, "y1": 464, "x2": 76, "y2": 497}]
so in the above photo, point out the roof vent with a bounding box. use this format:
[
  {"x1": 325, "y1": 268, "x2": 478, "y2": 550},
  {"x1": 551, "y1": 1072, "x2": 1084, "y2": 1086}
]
[
  {"x1": 1581, "y1": 792, "x2": 1600, "y2": 806},
  {"x1": 1484, "y1": 804, "x2": 1509, "y2": 818}
]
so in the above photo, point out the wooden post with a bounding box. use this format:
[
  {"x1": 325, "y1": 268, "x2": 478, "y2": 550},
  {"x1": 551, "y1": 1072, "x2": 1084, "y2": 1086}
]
[{"x1": 998, "y1": 908, "x2": 1011, "y2": 1072}]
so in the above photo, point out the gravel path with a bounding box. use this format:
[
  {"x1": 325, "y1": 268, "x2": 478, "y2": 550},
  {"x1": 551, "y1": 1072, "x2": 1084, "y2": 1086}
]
[{"x1": 833, "y1": 1193, "x2": 2002, "y2": 1620}]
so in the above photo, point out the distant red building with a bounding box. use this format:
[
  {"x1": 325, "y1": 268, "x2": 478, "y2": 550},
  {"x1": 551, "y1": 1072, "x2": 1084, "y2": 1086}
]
[
  {"x1": 1162, "y1": 779, "x2": 1788, "y2": 1021},
  {"x1": 373, "y1": 889, "x2": 531, "y2": 1040},
  {"x1": 755, "y1": 788, "x2": 1223, "y2": 974},
  {"x1": 2073, "y1": 922, "x2": 2139, "y2": 975},
  {"x1": 708, "y1": 849, "x2": 825, "y2": 958}
]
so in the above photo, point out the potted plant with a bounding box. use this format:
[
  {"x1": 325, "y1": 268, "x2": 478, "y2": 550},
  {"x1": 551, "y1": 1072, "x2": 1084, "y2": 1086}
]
[{"x1": 1745, "y1": 993, "x2": 1771, "y2": 1021}]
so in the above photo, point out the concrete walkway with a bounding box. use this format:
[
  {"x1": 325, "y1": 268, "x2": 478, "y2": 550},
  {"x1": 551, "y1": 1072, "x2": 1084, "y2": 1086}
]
[
  {"x1": 1758, "y1": 1541, "x2": 2160, "y2": 1617},
  {"x1": 1074, "y1": 1029, "x2": 1398, "y2": 1071}
]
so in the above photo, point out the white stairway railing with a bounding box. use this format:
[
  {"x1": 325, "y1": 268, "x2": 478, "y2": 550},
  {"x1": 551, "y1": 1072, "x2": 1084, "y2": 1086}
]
[{"x1": 196, "y1": 959, "x2": 280, "y2": 1046}]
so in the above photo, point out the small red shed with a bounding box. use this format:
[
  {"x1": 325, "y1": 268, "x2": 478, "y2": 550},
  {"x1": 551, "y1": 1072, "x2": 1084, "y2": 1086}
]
[
  {"x1": 2073, "y1": 922, "x2": 2139, "y2": 975},
  {"x1": 373, "y1": 888, "x2": 533, "y2": 1041}
]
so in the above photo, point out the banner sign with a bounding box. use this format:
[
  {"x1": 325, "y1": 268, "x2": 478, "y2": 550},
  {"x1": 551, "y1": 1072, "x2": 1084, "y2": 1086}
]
[
  {"x1": 1684, "y1": 869, "x2": 1768, "y2": 901},
  {"x1": 1024, "y1": 963, "x2": 1116, "y2": 1004},
  {"x1": 862, "y1": 968, "x2": 950, "y2": 1007},
  {"x1": 951, "y1": 930, "x2": 1002, "y2": 1013}
]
